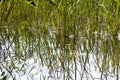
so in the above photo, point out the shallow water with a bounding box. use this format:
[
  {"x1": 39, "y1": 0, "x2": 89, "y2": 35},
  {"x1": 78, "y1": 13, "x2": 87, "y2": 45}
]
[{"x1": 0, "y1": 31, "x2": 120, "y2": 80}]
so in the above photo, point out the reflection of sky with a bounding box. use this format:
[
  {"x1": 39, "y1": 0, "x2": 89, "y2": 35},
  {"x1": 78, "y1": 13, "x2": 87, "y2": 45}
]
[
  {"x1": 0, "y1": 32, "x2": 120, "y2": 80},
  {"x1": 118, "y1": 32, "x2": 120, "y2": 41},
  {"x1": 0, "y1": 44, "x2": 119, "y2": 80},
  {"x1": 0, "y1": 55, "x2": 119, "y2": 80},
  {"x1": 6, "y1": 53, "x2": 117, "y2": 80}
]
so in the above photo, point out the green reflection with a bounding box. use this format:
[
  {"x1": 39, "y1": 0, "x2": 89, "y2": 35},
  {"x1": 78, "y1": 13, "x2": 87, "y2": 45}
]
[{"x1": 0, "y1": 0, "x2": 120, "y2": 80}]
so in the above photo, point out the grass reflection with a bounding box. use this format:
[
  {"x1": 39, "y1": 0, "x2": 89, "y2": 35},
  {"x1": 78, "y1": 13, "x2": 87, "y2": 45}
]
[{"x1": 0, "y1": 0, "x2": 120, "y2": 80}]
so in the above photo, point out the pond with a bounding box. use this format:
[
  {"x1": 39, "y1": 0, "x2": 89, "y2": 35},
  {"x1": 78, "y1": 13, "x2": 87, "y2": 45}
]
[{"x1": 0, "y1": 0, "x2": 120, "y2": 80}]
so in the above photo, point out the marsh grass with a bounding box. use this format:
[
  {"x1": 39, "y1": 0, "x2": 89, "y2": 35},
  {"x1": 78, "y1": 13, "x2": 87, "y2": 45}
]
[{"x1": 0, "y1": 0, "x2": 120, "y2": 80}]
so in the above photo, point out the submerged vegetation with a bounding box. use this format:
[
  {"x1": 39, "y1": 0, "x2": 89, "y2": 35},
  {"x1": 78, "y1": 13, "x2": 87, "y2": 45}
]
[{"x1": 0, "y1": 0, "x2": 120, "y2": 80}]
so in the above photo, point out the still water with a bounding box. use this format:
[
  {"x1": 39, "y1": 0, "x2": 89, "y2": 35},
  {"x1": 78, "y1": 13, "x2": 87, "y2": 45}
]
[{"x1": 0, "y1": 31, "x2": 120, "y2": 80}]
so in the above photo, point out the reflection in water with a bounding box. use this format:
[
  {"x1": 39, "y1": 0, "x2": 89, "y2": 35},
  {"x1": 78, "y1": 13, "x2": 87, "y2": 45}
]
[
  {"x1": 0, "y1": 1, "x2": 120, "y2": 79},
  {"x1": 118, "y1": 32, "x2": 120, "y2": 41},
  {"x1": 0, "y1": 29, "x2": 120, "y2": 80}
]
